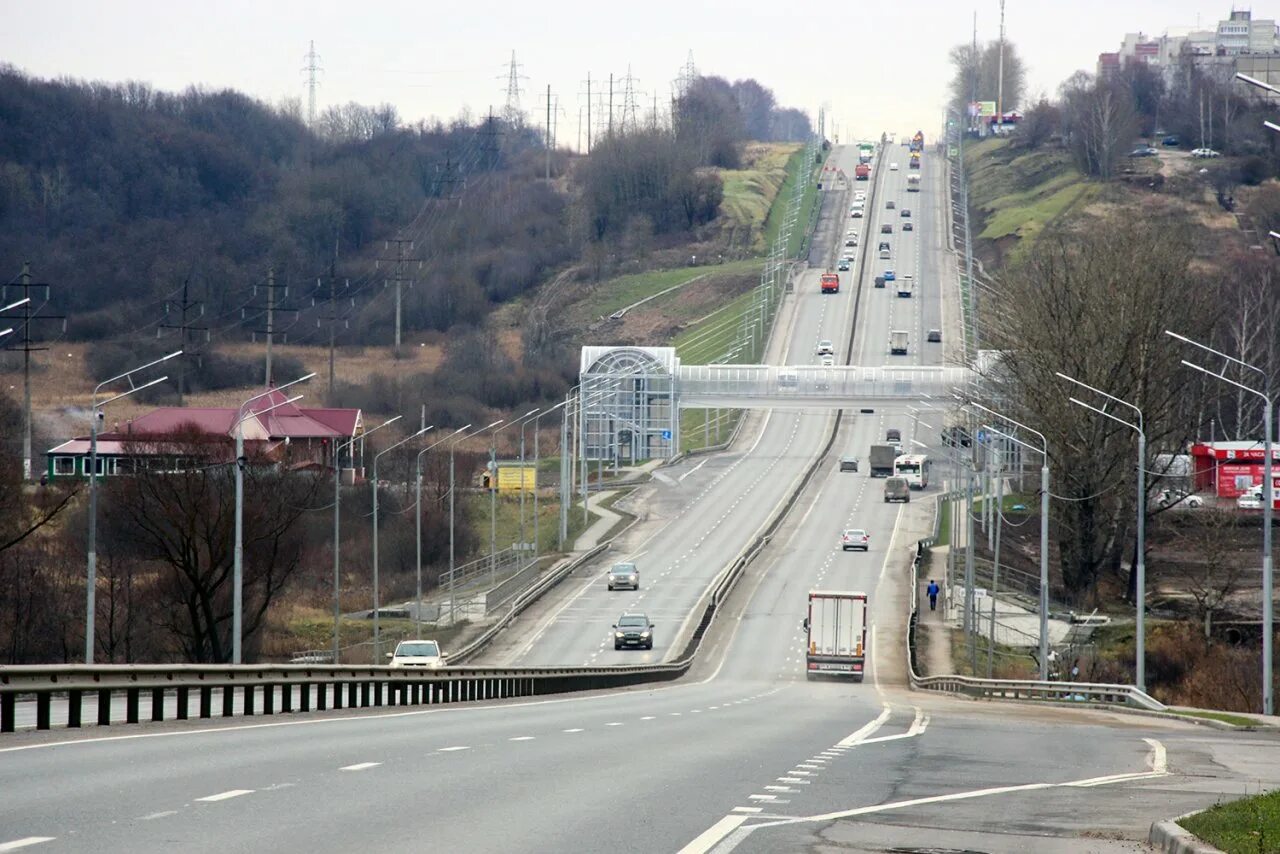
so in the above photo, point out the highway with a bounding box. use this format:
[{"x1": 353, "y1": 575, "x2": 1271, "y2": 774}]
[{"x1": 4, "y1": 143, "x2": 1280, "y2": 853}]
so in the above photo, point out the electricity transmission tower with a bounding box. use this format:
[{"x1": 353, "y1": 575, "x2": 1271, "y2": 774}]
[
  {"x1": 302, "y1": 41, "x2": 323, "y2": 128},
  {"x1": 500, "y1": 51, "x2": 528, "y2": 126},
  {"x1": 620, "y1": 65, "x2": 641, "y2": 133}
]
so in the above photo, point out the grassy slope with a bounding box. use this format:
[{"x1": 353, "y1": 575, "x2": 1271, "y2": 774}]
[
  {"x1": 720, "y1": 142, "x2": 802, "y2": 254},
  {"x1": 1179, "y1": 789, "x2": 1280, "y2": 853},
  {"x1": 963, "y1": 138, "x2": 1098, "y2": 255}
]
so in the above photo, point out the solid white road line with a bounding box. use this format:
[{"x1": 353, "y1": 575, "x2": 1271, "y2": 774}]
[
  {"x1": 339, "y1": 762, "x2": 382, "y2": 771},
  {"x1": 837, "y1": 705, "x2": 891, "y2": 747},
  {"x1": 195, "y1": 789, "x2": 254, "y2": 802},
  {"x1": 677, "y1": 814, "x2": 750, "y2": 854},
  {"x1": 0, "y1": 840, "x2": 55, "y2": 852},
  {"x1": 679, "y1": 459, "x2": 708, "y2": 482}
]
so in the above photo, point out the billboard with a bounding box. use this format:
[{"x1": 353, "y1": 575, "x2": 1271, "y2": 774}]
[
  {"x1": 495, "y1": 463, "x2": 536, "y2": 494},
  {"x1": 977, "y1": 101, "x2": 997, "y2": 118}
]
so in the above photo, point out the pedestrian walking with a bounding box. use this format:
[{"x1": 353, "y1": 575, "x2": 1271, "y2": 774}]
[{"x1": 926, "y1": 579, "x2": 940, "y2": 611}]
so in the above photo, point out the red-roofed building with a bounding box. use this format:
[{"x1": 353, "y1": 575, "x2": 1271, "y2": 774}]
[{"x1": 46, "y1": 389, "x2": 364, "y2": 481}]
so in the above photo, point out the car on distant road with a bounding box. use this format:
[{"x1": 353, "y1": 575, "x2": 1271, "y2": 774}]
[
  {"x1": 886, "y1": 200, "x2": 896, "y2": 209},
  {"x1": 874, "y1": 276, "x2": 885, "y2": 288},
  {"x1": 817, "y1": 339, "x2": 834, "y2": 355},
  {"x1": 883, "y1": 477, "x2": 910, "y2": 503},
  {"x1": 387, "y1": 640, "x2": 445, "y2": 668},
  {"x1": 854, "y1": 191, "x2": 866, "y2": 202},
  {"x1": 902, "y1": 221, "x2": 913, "y2": 231},
  {"x1": 851, "y1": 209, "x2": 864, "y2": 218},
  {"x1": 839, "y1": 456, "x2": 859, "y2": 472},
  {"x1": 1162, "y1": 135, "x2": 1180, "y2": 146},
  {"x1": 844, "y1": 237, "x2": 857, "y2": 247},
  {"x1": 927, "y1": 328, "x2": 942, "y2": 342},
  {"x1": 841, "y1": 529, "x2": 870, "y2": 551},
  {"x1": 881, "y1": 223, "x2": 893, "y2": 234},
  {"x1": 883, "y1": 270, "x2": 896, "y2": 281},
  {"x1": 1128, "y1": 146, "x2": 1159, "y2": 157},
  {"x1": 820, "y1": 355, "x2": 835, "y2": 367},
  {"x1": 613, "y1": 612, "x2": 654, "y2": 649},
  {"x1": 1238, "y1": 494, "x2": 1263, "y2": 510},
  {"x1": 837, "y1": 259, "x2": 850, "y2": 271},
  {"x1": 1157, "y1": 489, "x2": 1203, "y2": 509},
  {"x1": 1191, "y1": 148, "x2": 1221, "y2": 158},
  {"x1": 900, "y1": 208, "x2": 911, "y2": 218},
  {"x1": 607, "y1": 562, "x2": 640, "y2": 590},
  {"x1": 890, "y1": 163, "x2": 899, "y2": 171}
]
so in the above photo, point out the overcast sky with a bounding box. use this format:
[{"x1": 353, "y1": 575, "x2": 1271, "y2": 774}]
[{"x1": 0, "y1": 0, "x2": 1243, "y2": 145}]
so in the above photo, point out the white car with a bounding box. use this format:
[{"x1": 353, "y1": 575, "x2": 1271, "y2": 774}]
[
  {"x1": 816, "y1": 339, "x2": 834, "y2": 356},
  {"x1": 820, "y1": 355, "x2": 835, "y2": 367},
  {"x1": 1157, "y1": 489, "x2": 1203, "y2": 509},
  {"x1": 1190, "y1": 148, "x2": 1221, "y2": 158},
  {"x1": 387, "y1": 639, "x2": 445, "y2": 668},
  {"x1": 841, "y1": 528, "x2": 870, "y2": 551},
  {"x1": 1238, "y1": 494, "x2": 1263, "y2": 510},
  {"x1": 890, "y1": 163, "x2": 900, "y2": 171},
  {"x1": 851, "y1": 209, "x2": 863, "y2": 218},
  {"x1": 854, "y1": 192, "x2": 866, "y2": 201}
]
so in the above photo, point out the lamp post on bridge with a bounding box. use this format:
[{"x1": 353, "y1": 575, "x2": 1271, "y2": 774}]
[
  {"x1": 415, "y1": 425, "x2": 470, "y2": 639},
  {"x1": 371, "y1": 425, "x2": 432, "y2": 661}
]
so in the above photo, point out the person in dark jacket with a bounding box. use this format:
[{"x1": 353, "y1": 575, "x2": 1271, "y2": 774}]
[{"x1": 926, "y1": 579, "x2": 940, "y2": 611}]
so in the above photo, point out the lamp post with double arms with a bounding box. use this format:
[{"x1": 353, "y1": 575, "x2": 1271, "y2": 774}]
[
  {"x1": 415, "y1": 425, "x2": 469, "y2": 639},
  {"x1": 332, "y1": 415, "x2": 402, "y2": 662},
  {"x1": 233, "y1": 372, "x2": 315, "y2": 664},
  {"x1": 490, "y1": 412, "x2": 536, "y2": 584},
  {"x1": 533, "y1": 399, "x2": 572, "y2": 561},
  {"x1": 1168, "y1": 328, "x2": 1274, "y2": 716},
  {"x1": 961, "y1": 400, "x2": 1052, "y2": 680},
  {"x1": 371, "y1": 425, "x2": 432, "y2": 660},
  {"x1": 84, "y1": 349, "x2": 181, "y2": 663},
  {"x1": 515, "y1": 409, "x2": 542, "y2": 569},
  {"x1": 1058, "y1": 372, "x2": 1147, "y2": 693},
  {"x1": 448, "y1": 420, "x2": 503, "y2": 624}
]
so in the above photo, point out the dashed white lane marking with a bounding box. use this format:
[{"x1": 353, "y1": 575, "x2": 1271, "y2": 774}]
[
  {"x1": 508, "y1": 736, "x2": 536, "y2": 742},
  {"x1": 563, "y1": 728, "x2": 584, "y2": 733},
  {"x1": 138, "y1": 811, "x2": 177, "y2": 821},
  {"x1": 605, "y1": 721, "x2": 624, "y2": 727},
  {"x1": 339, "y1": 762, "x2": 382, "y2": 771},
  {"x1": 0, "y1": 840, "x2": 55, "y2": 852},
  {"x1": 195, "y1": 789, "x2": 254, "y2": 802},
  {"x1": 748, "y1": 794, "x2": 777, "y2": 801},
  {"x1": 680, "y1": 814, "x2": 751, "y2": 852},
  {"x1": 640, "y1": 715, "x2": 656, "y2": 720},
  {"x1": 764, "y1": 785, "x2": 799, "y2": 793},
  {"x1": 731, "y1": 807, "x2": 762, "y2": 814},
  {"x1": 438, "y1": 746, "x2": 470, "y2": 752}
]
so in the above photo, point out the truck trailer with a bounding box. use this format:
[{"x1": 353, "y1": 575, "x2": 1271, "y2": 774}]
[
  {"x1": 890, "y1": 330, "x2": 909, "y2": 355},
  {"x1": 820, "y1": 272, "x2": 840, "y2": 293},
  {"x1": 855, "y1": 163, "x2": 870, "y2": 180},
  {"x1": 803, "y1": 590, "x2": 868, "y2": 681},
  {"x1": 868, "y1": 444, "x2": 897, "y2": 477}
]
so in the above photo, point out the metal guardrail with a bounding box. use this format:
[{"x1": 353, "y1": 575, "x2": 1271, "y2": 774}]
[
  {"x1": 905, "y1": 509, "x2": 1166, "y2": 713},
  {"x1": 0, "y1": 142, "x2": 839, "y2": 736}
]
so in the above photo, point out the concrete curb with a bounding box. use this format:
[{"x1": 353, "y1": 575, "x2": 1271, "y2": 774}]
[{"x1": 1148, "y1": 813, "x2": 1224, "y2": 854}]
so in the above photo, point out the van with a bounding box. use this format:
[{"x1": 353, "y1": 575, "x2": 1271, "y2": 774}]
[
  {"x1": 839, "y1": 456, "x2": 859, "y2": 472},
  {"x1": 883, "y1": 477, "x2": 910, "y2": 503},
  {"x1": 886, "y1": 428, "x2": 901, "y2": 442}
]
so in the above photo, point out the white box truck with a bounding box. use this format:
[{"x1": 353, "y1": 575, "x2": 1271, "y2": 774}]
[
  {"x1": 897, "y1": 274, "x2": 914, "y2": 298},
  {"x1": 803, "y1": 590, "x2": 868, "y2": 680},
  {"x1": 890, "y1": 330, "x2": 909, "y2": 355}
]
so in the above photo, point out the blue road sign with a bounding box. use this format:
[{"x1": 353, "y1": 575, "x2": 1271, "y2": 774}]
[
  {"x1": 661, "y1": 429, "x2": 672, "y2": 440},
  {"x1": 977, "y1": 429, "x2": 987, "y2": 443}
]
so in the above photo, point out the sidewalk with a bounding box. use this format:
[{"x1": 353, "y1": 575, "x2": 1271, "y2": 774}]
[{"x1": 917, "y1": 547, "x2": 954, "y2": 675}]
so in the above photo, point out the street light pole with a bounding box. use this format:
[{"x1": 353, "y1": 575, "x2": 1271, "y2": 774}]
[
  {"x1": 233, "y1": 373, "x2": 315, "y2": 664},
  {"x1": 533, "y1": 400, "x2": 570, "y2": 561},
  {"x1": 1059, "y1": 372, "x2": 1147, "y2": 693},
  {"x1": 1171, "y1": 333, "x2": 1273, "y2": 716},
  {"x1": 372, "y1": 425, "x2": 432, "y2": 661},
  {"x1": 448, "y1": 420, "x2": 503, "y2": 625},
  {"x1": 962, "y1": 399, "x2": 1052, "y2": 681},
  {"x1": 415, "y1": 425, "x2": 469, "y2": 639},
  {"x1": 332, "y1": 415, "x2": 402, "y2": 663},
  {"x1": 513, "y1": 409, "x2": 542, "y2": 570},
  {"x1": 489, "y1": 415, "x2": 530, "y2": 584},
  {"x1": 84, "y1": 349, "x2": 181, "y2": 663}
]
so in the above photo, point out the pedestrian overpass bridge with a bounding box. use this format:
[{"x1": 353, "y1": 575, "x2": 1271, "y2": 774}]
[{"x1": 579, "y1": 346, "x2": 976, "y2": 460}]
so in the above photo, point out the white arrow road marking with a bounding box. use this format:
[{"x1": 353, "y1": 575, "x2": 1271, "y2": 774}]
[{"x1": 0, "y1": 840, "x2": 56, "y2": 852}]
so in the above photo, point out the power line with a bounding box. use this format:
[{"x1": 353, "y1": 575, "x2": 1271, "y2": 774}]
[
  {"x1": 243, "y1": 268, "x2": 296, "y2": 386},
  {"x1": 158, "y1": 278, "x2": 207, "y2": 406},
  {"x1": 2, "y1": 262, "x2": 65, "y2": 481}
]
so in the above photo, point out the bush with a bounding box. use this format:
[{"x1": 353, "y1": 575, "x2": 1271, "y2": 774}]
[{"x1": 1239, "y1": 155, "x2": 1270, "y2": 187}]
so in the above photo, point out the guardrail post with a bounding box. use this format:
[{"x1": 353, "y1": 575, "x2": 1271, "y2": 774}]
[
  {"x1": 150, "y1": 688, "x2": 164, "y2": 722},
  {"x1": 199, "y1": 686, "x2": 212, "y2": 718},
  {"x1": 348, "y1": 682, "x2": 358, "y2": 708},
  {"x1": 97, "y1": 688, "x2": 111, "y2": 725},
  {"x1": 222, "y1": 685, "x2": 234, "y2": 717},
  {"x1": 359, "y1": 682, "x2": 369, "y2": 708},
  {"x1": 36, "y1": 692, "x2": 51, "y2": 730},
  {"x1": 125, "y1": 688, "x2": 139, "y2": 724},
  {"x1": 283, "y1": 684, "x2": 294, "y2": 713},
  {"x1": 298, "y1": 683, "x2": 309, "y2": 712},
  {"x1": 263, "y1": 685, "x2": 275, "y2": 715},
  {"x1": 315, "y1": 683, "x2": 326, "y2": 711},
  {"x1": 243, "y1": 685, "x2": 255, "y2": 717},
  {"x1": 176, "y1": 687, "x2": 189, "y2": 720},
  {"x1": 68, "y1": 689, "x2": 82, "y2": 728},
  {"x1": 1, "y1": 693, "x2": 14, "y2": 732}
]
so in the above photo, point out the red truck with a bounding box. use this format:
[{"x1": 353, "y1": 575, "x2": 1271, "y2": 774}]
[
  {"x1": 855, "y1": 163, "x2": 870, "y2": 181},
  {"x1": 820, "y1": 272, "x2": 840, "y2": 294}
]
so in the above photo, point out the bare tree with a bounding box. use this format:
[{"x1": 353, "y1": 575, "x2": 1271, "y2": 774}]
[
  {"x1": 1173, "y1": 510, "x2": 1247, "y2": 646},
  {"x1": 102, "y1": 427, "x2": 325, "y2": 662},
  {"x1": 1061, "y1": 75, "x2": 1138, "y2": 179},
  {"x1": 979, "y1": 213, "x2": 1219, "y2": 599}
]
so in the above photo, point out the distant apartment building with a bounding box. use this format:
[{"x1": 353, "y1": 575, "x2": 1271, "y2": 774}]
[{"x1": 1097, "y1": 9, "x2": 1280, "y2": 83}]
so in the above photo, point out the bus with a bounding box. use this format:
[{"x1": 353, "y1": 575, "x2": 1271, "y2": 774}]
[{"x1": 893, "y1": 454, "x2": 931, "y2": 489}]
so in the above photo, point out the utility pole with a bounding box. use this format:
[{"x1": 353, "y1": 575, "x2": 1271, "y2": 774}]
[
  {"x1": 608, "y1": 73, "x2": 614, "y2": 137},
  {"x1": 972, "y1": 11, "x2": 979, "y2": 131},
  {"x1": 583, "y1": 73, "x2": 592, "y2": 153},
  {"x1": 246, "y1": 268, "x2": 294, "y2": 387},
  {"x1": 996, "y1": 0, "x2": 1006, "y2": 127},
  {"x1": 545, "y1": 84, "x2": 552, "y2": 180},
  {"x1": 382, "y1": 238, "x2": 417, "y2": 353},
  {"x1": 159, "y1": 279, "x2": 207, "y2": 406},
  {"x1": 3, "y1": 263, "x2": 63, "y2": 481}
]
